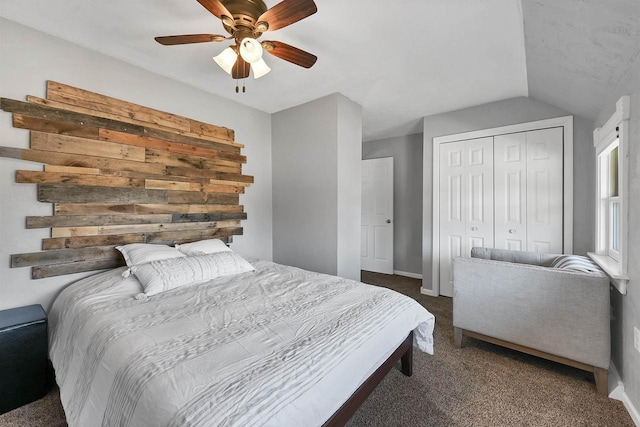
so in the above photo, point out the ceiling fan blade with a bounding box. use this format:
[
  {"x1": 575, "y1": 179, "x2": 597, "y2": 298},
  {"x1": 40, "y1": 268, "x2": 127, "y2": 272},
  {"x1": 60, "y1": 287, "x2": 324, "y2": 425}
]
[
  {"x1": 155, "y1": 34, "x2": 227, "y2": 45},
  {"x1": 197, "y1": 0, "x2": 235, "y2": 25},
  {"x1": 263, "y1": 41, "x2": 317, "y2": 68},
  {"x1": 232, "y1": 54, "x2": 250, "y2": 79},
  {"x1": 257, "y1": 0, "x2": 317, "y2": 31}
]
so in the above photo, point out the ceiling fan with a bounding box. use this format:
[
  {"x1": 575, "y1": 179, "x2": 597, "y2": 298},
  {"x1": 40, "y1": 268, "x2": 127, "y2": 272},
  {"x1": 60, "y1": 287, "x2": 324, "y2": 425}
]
[{"x1": 155, "y1": 0, "x2": 318, "y2": 91}]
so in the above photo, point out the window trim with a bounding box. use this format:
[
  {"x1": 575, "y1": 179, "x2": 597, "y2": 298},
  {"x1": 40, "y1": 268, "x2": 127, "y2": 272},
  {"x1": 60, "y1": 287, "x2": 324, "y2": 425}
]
[{"x1": 588, "y1": 95, "x2": 630, "y2": 294}]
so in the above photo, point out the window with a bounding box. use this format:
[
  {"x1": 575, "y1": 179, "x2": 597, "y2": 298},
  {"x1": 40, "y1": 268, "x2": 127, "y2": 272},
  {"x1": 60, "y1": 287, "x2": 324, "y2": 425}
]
[
  {"x1": 599, "y1": 140, "x2": 620, "y2": 260},
  {"x1": 589, "y1": 96, "x2": 630, "y2": 294}
]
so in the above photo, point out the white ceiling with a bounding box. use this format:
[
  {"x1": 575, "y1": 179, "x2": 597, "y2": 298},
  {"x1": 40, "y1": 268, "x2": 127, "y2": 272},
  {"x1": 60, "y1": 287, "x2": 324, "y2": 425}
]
[
  {"x1": 0, "y1": 1, "x2": 638, "y2": 141},
  {"x1": 522, "y1": 0, "x2": 640, "y2": 121}
]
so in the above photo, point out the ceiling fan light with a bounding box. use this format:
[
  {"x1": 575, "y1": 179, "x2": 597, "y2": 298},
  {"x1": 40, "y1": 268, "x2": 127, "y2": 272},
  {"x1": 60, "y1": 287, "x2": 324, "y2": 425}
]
[
  {"x1": 251, "y1": 58, "x2": 271, "y2": 79},
  {"x1": 239, "y1": 37, "x2": 263, "y2": 64},
  {"x1": 213, "y1": 47, "x2": 237, "y2": 74}
]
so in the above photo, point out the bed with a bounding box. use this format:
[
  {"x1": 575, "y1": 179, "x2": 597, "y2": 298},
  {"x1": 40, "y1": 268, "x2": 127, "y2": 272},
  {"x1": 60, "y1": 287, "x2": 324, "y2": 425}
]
[{"x1": 48, "y1": 248, "x2": 434, "y2": 427}]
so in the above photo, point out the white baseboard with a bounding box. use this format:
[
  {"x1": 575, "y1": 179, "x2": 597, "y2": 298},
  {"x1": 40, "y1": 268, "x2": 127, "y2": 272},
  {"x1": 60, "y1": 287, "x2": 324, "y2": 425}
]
[
  {"x1": 609, "y1": 362, "x2": 640, "y2": 426},
  {"x1": 393, "y1": 270, "x2": 422, "y2": 279},
  {"x1": 420, "y1": 286, "x2": 438, "y2": 297}
]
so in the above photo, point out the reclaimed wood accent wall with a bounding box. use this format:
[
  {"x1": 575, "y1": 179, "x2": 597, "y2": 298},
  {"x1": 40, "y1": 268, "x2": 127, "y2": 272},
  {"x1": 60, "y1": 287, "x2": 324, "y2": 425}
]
[{"x1": 0, "y1": 81, "x2": 251, "y2": 279}]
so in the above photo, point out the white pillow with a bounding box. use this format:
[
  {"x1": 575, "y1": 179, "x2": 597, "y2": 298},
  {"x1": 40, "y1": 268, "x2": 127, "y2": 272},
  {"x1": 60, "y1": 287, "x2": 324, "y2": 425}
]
[
  {"x1": 116, "y1": 243, "x2": 186, "y2": 268},
  {"x1": 131, "y1": 252, "x2": 255, "y2": 297},
  {"x1": 175, "y1": 238, "x2": 232, "y2": 256}
]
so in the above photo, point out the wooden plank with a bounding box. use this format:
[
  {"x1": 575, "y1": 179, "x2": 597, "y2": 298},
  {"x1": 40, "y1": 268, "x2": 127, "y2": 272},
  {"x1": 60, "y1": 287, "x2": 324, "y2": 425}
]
[
  {"x1": 38, "y1": 184, "x2": 167, "y2": 204},
  {"x1": 11, "y1": 245, "x2": 117, "y2": 267},
  {"x1": 209, "y1": 179, "x2": 251, "y2": 187},
  {"x1": 147, "y1": 204, "x2": 244, "y2": 214},
  {"x1": 108, "y1": 174, "x2": 250, "y2": 190},
  {"x1": 41, "y1": 228, "x2": 240, "y2": 250},
  {"x1": 167, "y1": 191, "x2": 239, "y2": 205},
  {"x1": 143, "y1": 127, "x2": 242, "y2": 152},
  {"x1": 144, "y1": 179, "x2": 243, "y2": 194},
  {"x1": 17, "y1": 170, "x2": 145, "y2": 189},
  {"x1": 189, "y1": 119, "x2": 235, "y2": 142},
  {"x1": 51, "y1": 220, "x2": 241, "y2": 238},
  {"x1": 18, "y1": 149, "x2": 166, "y2": 175},
  {"x1": 13, "y1": 114, "x2": 100, "y2": 139},
  {"x1": 30, "y1": 131, "x2": 146, "y2": 162},
  {"x1": 99, "y1": 129, "x2": 246, "y2": 163},
  {"x1": 83, "y1": 169, "x2": 199, "y2": 183},
  {"x1": 47, "y1": 81, "x2": 192, "y2": 132},
  {"x1": 145, "y1": 227, "x2": 243, "y2": 244},
  {"x1": 171, "y1": 212, "x2": 247, "y2": 223},
  {"x1": 55, "y1": 204, "x2": 136, "y2": 215},
  {"x1": 43, "y1": 234, "x2": 146, "y2": 250},
  {"x1": 44, "y1": 165, "x2": 100, "y2": 175},
  {"x1": 0, "y1": 146, "x2": 22, "y2": 159},
  {"x1": 26, "y1": 214, "x2": 172, "y2": 229},
  {"x1": 32, "y1": 257, "x2": 125, "y2": 279},
  {"x1": 144, "y1": 179, "x2": 193, "y2": 192},
  {"x1": 202, "y1": 183, "x2": 244, "y2": 194},
  {"x1": 54, "y1": 203, "x2": 244, "y2": 215},
  {"x1": 166, "y1": 166, "x2": 253, "y2": 183},
  {"x1": 2, "y1": 97, "x2": 146, "y2": 135},
  {"x1": 144, "y1": 148, "x2": 242, "y2": 173}
]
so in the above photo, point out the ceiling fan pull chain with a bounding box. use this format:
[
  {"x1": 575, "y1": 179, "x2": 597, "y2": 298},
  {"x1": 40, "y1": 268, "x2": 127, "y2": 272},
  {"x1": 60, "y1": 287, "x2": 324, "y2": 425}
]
[
  {"x1": 235, "y1": 80, "x2": 239, "y2": 93},
  {"x1": 243, "y1": 77, "x2": 246, "y2": 93}
]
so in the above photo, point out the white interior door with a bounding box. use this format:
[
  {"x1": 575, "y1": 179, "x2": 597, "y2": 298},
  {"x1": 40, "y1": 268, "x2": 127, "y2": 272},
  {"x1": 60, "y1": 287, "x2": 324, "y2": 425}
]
[
  {"x1": 439, "y1": 137, "x2": 494, "y2": 296},
  {"x1": 361, "y1": 157, "x2": 394, "y2": 274}
]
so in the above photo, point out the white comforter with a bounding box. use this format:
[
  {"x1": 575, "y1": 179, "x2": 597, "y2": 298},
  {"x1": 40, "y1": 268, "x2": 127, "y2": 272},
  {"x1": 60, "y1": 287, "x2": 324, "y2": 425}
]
[{"x1": 49, "y1": 260, "x2": 435, "y2": 427}]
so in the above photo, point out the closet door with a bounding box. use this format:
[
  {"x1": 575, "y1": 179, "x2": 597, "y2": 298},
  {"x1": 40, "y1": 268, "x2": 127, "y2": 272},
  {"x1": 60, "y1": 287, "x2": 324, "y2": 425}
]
[
  {"x1": 494, "y1": 128, "x2": 564, "y2": 253},
  {"x1": 439, "y1": 140, "x2": 465, "y2": 298},
  {"x1": 465, "y1": 138, "x2": 494, "y2": 254},
  {"x1": 439, "y1": 137, "x2": 493, "y2": 297},
  {"x1": 526, "y1": 127, "x2": 564, "y2": 253},
  {"x1": 494, "y1": 133, "x2": 527, "y2": 250}
]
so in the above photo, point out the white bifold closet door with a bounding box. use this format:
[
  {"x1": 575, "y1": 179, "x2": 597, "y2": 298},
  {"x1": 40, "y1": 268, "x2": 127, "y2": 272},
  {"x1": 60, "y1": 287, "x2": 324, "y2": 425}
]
[
  {"x1": 438, "y1": 127, "x2": 564, "y2": 297},
  {"x1": 439, "y1": 137, "x2": 494, "y2": 297},
  {"x1": 494, "y1": 127, "x2": 564, "y2": 253}
]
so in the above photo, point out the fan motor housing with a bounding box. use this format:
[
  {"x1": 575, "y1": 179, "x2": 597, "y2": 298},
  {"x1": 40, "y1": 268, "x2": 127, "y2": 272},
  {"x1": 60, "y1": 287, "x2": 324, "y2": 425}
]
[{"x1": 221, "y1": 0, "x2": 267, "y2": 34}]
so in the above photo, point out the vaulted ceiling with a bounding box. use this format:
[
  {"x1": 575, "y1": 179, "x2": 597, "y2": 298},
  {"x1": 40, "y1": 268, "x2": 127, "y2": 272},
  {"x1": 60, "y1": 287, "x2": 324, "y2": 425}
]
[{"x1": 1, "y1": 0, "x2": 638, "y2": 141}]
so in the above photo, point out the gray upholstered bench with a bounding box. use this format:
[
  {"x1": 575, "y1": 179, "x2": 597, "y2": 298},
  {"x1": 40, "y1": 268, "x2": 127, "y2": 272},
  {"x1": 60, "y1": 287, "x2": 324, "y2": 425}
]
[{"x1": 452, "y1": 247, "x2": 610, "y2": 395}]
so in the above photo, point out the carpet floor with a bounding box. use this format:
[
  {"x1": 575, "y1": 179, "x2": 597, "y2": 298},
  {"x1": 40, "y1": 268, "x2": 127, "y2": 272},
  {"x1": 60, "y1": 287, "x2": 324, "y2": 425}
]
[{"x1": 0, "y1": 271, "x2": 633, "y2": 427}]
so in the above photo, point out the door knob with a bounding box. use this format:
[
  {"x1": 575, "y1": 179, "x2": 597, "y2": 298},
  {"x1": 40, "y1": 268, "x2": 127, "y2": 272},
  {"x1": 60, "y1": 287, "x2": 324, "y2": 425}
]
[
  {"x1": 471, "y1": 226, "x2": 478, "y2": 231},
  {"x1": 509, "y1": 229, "x2": 517, "y2": 234},
  {"x1": 386, "y1": 219, "x2": 391, "y2": 224}
]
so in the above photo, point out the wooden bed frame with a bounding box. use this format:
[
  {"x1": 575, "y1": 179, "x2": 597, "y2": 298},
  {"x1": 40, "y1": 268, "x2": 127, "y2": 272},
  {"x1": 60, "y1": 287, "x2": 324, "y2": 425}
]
[{"x1": 323, "y1": 330, "x2": 414, "y2": 426}]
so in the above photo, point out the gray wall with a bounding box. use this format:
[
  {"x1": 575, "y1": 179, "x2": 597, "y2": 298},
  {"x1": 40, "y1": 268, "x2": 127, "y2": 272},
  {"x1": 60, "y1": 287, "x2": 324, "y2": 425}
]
[
  {"x1": 336, "y1": 96, "x2": 364, "y2": 280},
  {"x1": 0, "y1": 19, "x2": 273, "y2": 311},
  {"x1": 363, "y1": 133, "x2": 423, "y2": 276},
  {"x1": 597, "y1": 50, "x2": 640, "y2": 415},
  {"x1": 422, "y1": 96, "x2": 595, "y2": 291},
  {"x1": 272, "y1": 93, "x2": 362, "y2": 280}
]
